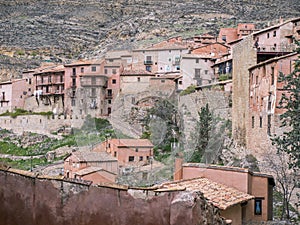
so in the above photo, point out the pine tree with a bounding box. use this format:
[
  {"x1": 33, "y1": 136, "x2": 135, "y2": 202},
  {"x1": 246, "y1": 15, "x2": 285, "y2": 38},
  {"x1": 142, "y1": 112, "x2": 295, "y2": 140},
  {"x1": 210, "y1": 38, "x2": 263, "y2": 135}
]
[{"x1": 190, "y1": 103, "x2": 213, "y2": 162}]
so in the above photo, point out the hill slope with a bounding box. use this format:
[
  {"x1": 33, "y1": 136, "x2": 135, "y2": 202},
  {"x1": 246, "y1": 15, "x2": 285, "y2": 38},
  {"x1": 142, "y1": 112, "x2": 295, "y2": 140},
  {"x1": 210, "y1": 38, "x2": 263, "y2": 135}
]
[{"x1": 0, "y1": 0, "x2": 300, "y2": 79}]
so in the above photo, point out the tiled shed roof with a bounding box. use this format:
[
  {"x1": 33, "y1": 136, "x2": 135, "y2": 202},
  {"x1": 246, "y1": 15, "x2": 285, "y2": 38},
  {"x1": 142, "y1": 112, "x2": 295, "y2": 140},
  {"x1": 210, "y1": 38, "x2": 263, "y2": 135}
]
[
  {"x1": 72, "y1": 151, "x2": 117, "y2": 162},
  {"x1": 74, "y1": 166, "x2": 116, "y2": 176},
  {"x1": 158, "y1": 177, "x2": 254, "y2": 210},
  {"x1": 109, "y1": 139, "x2": 154, "y2": 148}
]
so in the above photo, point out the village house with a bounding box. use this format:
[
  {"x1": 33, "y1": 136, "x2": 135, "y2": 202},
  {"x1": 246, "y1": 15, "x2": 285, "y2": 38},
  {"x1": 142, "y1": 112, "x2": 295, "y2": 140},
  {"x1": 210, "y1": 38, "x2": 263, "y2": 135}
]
[
  {"x1": 64, "y1": 149, "x2": 118, "y2": 184},
  {"x1": 96, "y1": 139, "x2": 154, "y2": 166},
  {"x1": 0, "y1": 79, "x2": 29, "y2": 113},
  {"x1": 232, "y1": 17, "x2": 300, "y2": 147},
  {"x1": 247, "y1": 52, "x2": 298, "y2": 155},
  {"x1": 32, "y1": 64, "x2": 65, "y2": 114},
  {"x1": 132, "y1": 40, "x2": 189, "y2": 74},
  {"x1": 218, "y1": 23, "x2": 256, "y2": 44},
  {"x1": 174, "y1": 161, "x2": 275, "y2": 225},
  {"x1": 64, "y1": 60, "x2": 110, "y2": 116}
]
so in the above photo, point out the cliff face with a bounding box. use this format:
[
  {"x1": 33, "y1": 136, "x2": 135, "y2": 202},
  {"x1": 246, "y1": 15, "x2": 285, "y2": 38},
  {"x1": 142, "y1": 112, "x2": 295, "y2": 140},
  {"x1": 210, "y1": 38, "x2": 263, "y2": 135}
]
[{"x1": 0, "y1": 0, "x2": 300, "y2": 79}]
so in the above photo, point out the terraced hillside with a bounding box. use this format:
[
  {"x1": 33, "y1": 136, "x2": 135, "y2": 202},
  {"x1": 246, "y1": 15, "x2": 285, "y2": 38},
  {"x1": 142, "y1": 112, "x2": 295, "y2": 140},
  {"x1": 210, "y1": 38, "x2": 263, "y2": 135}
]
[{"x1": 0, "y1": 0, "x2": 300, "y2": 79}]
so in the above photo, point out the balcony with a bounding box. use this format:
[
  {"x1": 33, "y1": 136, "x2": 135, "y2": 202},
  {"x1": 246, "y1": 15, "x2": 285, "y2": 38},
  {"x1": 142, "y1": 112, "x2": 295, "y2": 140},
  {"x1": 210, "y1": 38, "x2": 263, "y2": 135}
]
[
  {"x1": 105, "y1": 94, "x2": 113, "y2": 99},
  {"x1": 256, "y1": 43, "x2": 296, "y2": 53},
  {"x1": 144, "y1": 60, "x2": 153, "y2": 65}
]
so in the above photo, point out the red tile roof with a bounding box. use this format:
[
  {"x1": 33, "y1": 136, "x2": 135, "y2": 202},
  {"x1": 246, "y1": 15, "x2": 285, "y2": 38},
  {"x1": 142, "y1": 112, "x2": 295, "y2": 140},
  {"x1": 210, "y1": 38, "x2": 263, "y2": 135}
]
[
  {"x1": 72, "y1": 151, "x2": 117, "y2": 162},
  {"x1": 109, "y1": 139, "x2": 154, "y2": 148},
  {"x1": 157, "y1": 177, "x2": 254, "y2": 210}
]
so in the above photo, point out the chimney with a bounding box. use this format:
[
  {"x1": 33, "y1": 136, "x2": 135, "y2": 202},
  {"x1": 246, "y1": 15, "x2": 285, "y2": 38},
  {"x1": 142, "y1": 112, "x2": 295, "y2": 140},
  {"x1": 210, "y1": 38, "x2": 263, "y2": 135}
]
[{"x1": 174, "y1": 157, "x2": 183, "y2": 181}]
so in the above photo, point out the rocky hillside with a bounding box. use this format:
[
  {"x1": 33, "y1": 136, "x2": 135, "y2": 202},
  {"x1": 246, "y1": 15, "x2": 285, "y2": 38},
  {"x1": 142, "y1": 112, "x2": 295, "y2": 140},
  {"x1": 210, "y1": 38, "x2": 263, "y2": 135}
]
[{"x1": 0, "y1": 0, "x2": 300, "y2": 80}]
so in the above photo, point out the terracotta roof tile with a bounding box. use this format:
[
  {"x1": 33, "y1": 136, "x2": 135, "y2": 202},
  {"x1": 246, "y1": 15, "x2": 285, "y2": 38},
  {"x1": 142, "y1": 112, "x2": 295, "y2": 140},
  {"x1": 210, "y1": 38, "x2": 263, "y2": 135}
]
[
  {"x1": 109, "y1": 139, "x2": 154, "y2": 148},
  {"x1": 158, "y1": 177, "x2": 254, "y2": 210},
  {"x1": 75, "y1": 166, "x2": 116, "y2": 176},
  {"x1": 72, "y1": 151, "x2": 117, "y2": 162}
]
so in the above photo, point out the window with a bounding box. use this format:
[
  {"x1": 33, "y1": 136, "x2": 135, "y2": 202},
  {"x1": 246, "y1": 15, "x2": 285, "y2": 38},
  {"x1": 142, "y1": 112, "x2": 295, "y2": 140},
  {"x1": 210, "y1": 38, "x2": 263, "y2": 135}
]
[
  {"x1": 195, "y1": 69, "x2": 201, "y2": 78},
  {"x1": 139, "y1": 156, "x2": 143, "y2": 161},
  {"x1": 271, "y1": 67, "x2": 275, "y2": 85},
  {"x1": 71, "y1": 99, "x2": 76, "y2": 106},
  {"x1": 252, "y1": 116, "x2": 255, "y2": 128},
  {"x1": 28, "y1": 78, "x2": 32, "y2": 84},
  {"x1": 146, "y1": 66, "x2": 151, "y2": 72},
  {"x1": 260, "y1": 116, "x2": 262, "y2": 128},
  {"x1": 91, "y1": 88, "x2": 96, "y2": 97},
  {"x1": 273, "y1": 30, "x2": 276, "y2": 37},
  {"x1": 112, "y1": 79, "x2": 116, "y2": 84},
  {"x1": 267, "y1": 33, "x2": 270, "y2": 38},
  {"x1": 129, "y1": 156, "x2": 134, "y2": 162},
  {"x1": 178, "y1": 80, "x2": 182, "y2": 85},
  {"x1": 254, "y1": 198, "x2": 262, "y2": 215},
  {"x1": 204, "y1": 70, "x2": 208, "y2": 75},
  {"x1": 267, "y1": 115, "x2": 271, "y2": 135},
  {"x1": 204, "y1": 59, "x2": 207, "y2": 62},
  {"x1": 161, "y1": 79, "x2": 165, "y2": 83},
  {"x1": 196, "y1": 59, "x2": 199, "y2": 63},
  {"x1": 91, "y1": 77, "x2": 96, "y2": 85},
  {"x1": 108, "y1": 99, "x2": 111, "y2": 104},
  {"x1": 256, "y1": 76, "x2": 258, "y2": 85},
  {"x1": 81, "y1": 67, "x2": 84, "y2": 73},
  {"x1": 112, "y1": 69, "x2": 116, "y2": 74},
  {"x1": 135, "y1": 148, "x2": 138, "y2": 152},
  {"x1": 104, "y1": 68, "x2": 108, "y2": 74},
  {"x1": 137, "y1": 77, "x2": 141, "y2": 82},
  {"x1": 91, "y1": 66, "x2": 96, "y2": 72},
  {"x1": 72, "y1": 68, "x2": 76, "y2": 76},
  {"x1": 28, "y1": 88, "x2": 31, "y2": 92},
  {"x1": 222, "y1": 35, "x2": 226, "y2": 42},
  {"x1": 114, "y1": 152, "x2": 117, "y2": 157}
]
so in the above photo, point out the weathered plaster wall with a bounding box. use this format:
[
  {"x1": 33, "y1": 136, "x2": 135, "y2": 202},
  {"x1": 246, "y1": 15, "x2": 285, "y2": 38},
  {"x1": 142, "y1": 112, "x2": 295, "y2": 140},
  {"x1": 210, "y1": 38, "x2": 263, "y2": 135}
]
[
  {"x1": 0, "y1": 114, "x2": 84, "y2": 135},
  {"x1": 232, "y1": 35, "x2": 257, "y2": 146},
  {"x1": 0, "y1": 168, "x2": 225, "y2": 225}
]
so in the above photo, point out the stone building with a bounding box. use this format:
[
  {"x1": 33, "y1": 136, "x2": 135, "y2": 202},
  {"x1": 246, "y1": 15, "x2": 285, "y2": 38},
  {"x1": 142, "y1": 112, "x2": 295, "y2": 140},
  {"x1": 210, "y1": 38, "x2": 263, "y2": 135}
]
[
  {"x1": 33, "y1": 64, "x2": 65, "y2": 114},
  {"x1": 232, "y1": 17, "x2": 300, "y2": 146},
  {"x1": 174, "y1": 162, "x2": 275, "y2": 225},
  {"x1": 132, "y1": 41, "x2": 189, "y2": 74},
  {"x1": 64, "y1": 149, "x2": 118, "y2": 184},
  {"x1": 218, "y1": 23, "x2": 256, "y2": 44},
  {"x1": 96, "y1": 139, "x2": 154, "y2": 166},
  {"x1": 248, "y1": 52, "x2": 298, "y2": 155},
  {"x1": 64, "y1": 60, "x2": 109, "y2": 116},
  {"x1": 0, "y1": 79, "x2": 29, "y2": 113}
]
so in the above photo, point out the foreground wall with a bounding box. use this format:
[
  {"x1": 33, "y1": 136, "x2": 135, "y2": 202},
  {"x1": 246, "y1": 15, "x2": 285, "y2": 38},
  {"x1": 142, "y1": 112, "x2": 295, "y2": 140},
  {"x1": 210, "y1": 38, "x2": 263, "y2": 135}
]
[
  {"x1": 0, "y1": 115, "x2": 84, "y2": 135},
  {"x1": 0, "y1": 168, "x2": 225, "y2": 225}
]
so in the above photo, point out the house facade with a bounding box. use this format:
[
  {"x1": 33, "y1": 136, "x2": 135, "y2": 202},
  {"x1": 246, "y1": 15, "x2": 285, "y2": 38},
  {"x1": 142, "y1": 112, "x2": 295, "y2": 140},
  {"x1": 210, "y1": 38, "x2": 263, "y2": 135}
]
[
  {"x1": 247, "y1": 52, "x2": 298, "y2": 155},
  {"x1": 232, "y1": 17, "x2": 300, "y2": 147},
  {"x1": 97, "y1": 139, "x2": 154, "y2": 166},
  {"x1": 64, "y1": 150, "x2": 118, "y2": 183},
  {"x1": 174, "y1": 161, "x2": 275, "y2": 225}
]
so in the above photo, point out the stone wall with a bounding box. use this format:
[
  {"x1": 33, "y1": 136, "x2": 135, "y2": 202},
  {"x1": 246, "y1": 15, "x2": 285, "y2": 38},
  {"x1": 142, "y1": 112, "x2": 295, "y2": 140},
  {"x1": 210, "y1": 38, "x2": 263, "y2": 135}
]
[
  {"x1": 232, "y1": 35, "x2": 257, "y2": 146},
  {"x1": 0, "y1": 114, "x2": 84, "y2": 135},
  {"x1": 0, "y1": 168, "x2": 226, "y2": 225}
]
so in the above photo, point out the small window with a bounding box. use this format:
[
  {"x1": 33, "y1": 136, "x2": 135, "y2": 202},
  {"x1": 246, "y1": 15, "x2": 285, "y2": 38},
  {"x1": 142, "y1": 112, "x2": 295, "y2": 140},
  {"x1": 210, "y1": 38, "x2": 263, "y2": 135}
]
[
  {"x1": 146, "y1": 66, "x2": 151, "y2": 72},
  {"x1": 256, "y1": 76, "x2": 258, "y2": 85},
  {"x1": 135, "y1": 148, "x2": 138, "y2": 152},
  {"x1": 81, "y1": 67, "x2": 84, "y2": 73},
  {"x1": 178, "y1": 80, "x2": 182, "y2": 85},
  {"x1": 28, "y1": 78, "x2": 32, "y2": 84},
  {"x1": 108, "y1": 99, "x2": 112, "y2": 104},
  {"x1": 71, "y1": 99, "x2": 76, "y2": 106},
  {"x1": 267, "y1": 115, "x2": 271, "y2": 135},
  {"x1": 273, "y1": 30, "x2": 276, "y2": 37},
  {"x1": 104, "y1": 68, "x2": 108, "y2": 74},
  {"x1": 267, "y1": 33, "x2": 270, "y2": 38},
  {"x1": 114, "y1": 152, "x2": 117, "y2": 157},
  {"x1": 112, "y1": 69, "x2": 116, "y2": 74},
  {"x1": 204, "y1": 70, "x2": 208, "y2": 75},
  {"x1": 129, "y1": 156, "x2": 134, "y2": 162},
  {"x1": 222, "y1": 35, "x2": 226, "y2": 42},
  {"x1": 137, "y1": 77, "x2": 141, "y2": 82},
  {"x1": 72, "y1": 68, "x2": 76, "y2": 76},
  {"x1": 271, "y1": 67, "x2": 275, "y2": 85},
  {"x1": 139, "y1": 156, "x2": 143, "y2": 161},
  {"x1": 260, "y1": 116, "x2": 262, "y2": 128},
  {"x1": 91, "y1": 66, "x2": 96, "y2": 72},
  {"x1": 196, "y1": 59, "x2": 199, "y2": 63},
  {"x1": 161, "y1": 79, "x2": 165, "y2": 83},
  {"x1": 204, "y1": 59, "x2": 207, "y2": 62},
  {"x1": 254, "y1": 199, "x2": 262, "y2": 215},
  {"x1": 252, "y1": 116, "x2": 255, "y2": 128},
  {"x1": 112, "y1": 79, "x2": 116, "y2": 84}
]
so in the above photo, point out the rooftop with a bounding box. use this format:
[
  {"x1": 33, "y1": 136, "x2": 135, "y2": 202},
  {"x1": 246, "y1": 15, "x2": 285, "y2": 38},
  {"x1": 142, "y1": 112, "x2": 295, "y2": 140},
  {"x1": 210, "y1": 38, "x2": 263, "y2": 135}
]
[
  {"x1": 71, "y1": 151, "x2": 117, "y2": 162},
  {"x1": 74, "y1": 166, "x2": 116, "y2": 176},
  {"x1": 157, "y1": 177, "x2": 254, "y2": 210},
  {"x1": 109, "y1": 139, "x2": 154, "y2": 148}
]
